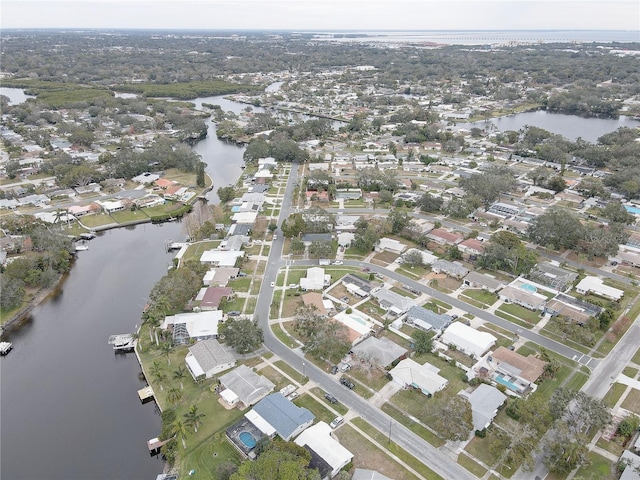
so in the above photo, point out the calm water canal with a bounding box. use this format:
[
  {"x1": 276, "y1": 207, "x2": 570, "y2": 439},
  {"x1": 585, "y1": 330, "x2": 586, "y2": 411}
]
[{"x1": 0, "y1": 94, "x2": 247, "y2": 480}]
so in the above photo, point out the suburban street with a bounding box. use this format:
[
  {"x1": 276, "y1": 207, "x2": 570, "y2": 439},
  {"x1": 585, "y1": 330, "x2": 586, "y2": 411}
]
[{"x1": 254, "y1": 163, "x2": 640, "y2": 479}]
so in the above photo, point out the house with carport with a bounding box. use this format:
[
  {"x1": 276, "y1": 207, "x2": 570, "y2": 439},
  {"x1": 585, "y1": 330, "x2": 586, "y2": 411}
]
[
  {"x1": 245, "y1": 393, "x2": 315, "y2": 441},
  {"x1": 371, "y1": 288, "x2": 416, "y2": 316},
  {"x1": 405, "y1": 305, "x2": 452, "y2": 335},
  {"x1": 463, "y1": 271, "x2": 504, "y2": 293},
  {"x1": 218, "y1": 365, "x2": 275, "y2": 408}
]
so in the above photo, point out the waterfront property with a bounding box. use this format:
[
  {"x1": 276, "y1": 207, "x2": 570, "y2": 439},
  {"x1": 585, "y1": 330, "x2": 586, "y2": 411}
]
[
  {"x1": 161, "y1": 310, "x2": 223, "y2": 345},
  {"x1": 245, "y1": 393, "x2": 315, "y2": 441},
  {"x1": 184, "y1": 339, "x2": 236, "y2": 380}
]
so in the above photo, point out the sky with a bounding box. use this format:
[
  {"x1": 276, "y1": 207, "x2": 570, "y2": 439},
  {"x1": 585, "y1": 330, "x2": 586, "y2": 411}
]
[{"x1": 1, "y1": 0, "x2": 639, "y2": 31}]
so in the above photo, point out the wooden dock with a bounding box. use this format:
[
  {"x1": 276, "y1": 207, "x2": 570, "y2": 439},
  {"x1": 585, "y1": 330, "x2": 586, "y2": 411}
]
[{"x1": 137, "y1": 385, "x2": 155, "y2": 403}]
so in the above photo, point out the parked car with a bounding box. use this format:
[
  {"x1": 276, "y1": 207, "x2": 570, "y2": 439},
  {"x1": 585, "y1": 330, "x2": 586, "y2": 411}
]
[
  {"x1": 287, "y1": 391, "x2": 300, "y2": 401},
  {"x1": 333, "y1": 260, "x2": 343, "y2": 265},
  {"x1": 331, "y1": 365, "x2": 339, "y2": 375},
  {"x1": 340, "y1": 377, "x2": 355, "y2": 389},
  {"x1": 325, "y1": 393, "x2": 339, "y2": 404},
  {"x1": 227, "y1": 311, "x2": 241, "y2": 317},
  {"x1": 329, "y1": 416, "x2": 344, "y2": 429}
]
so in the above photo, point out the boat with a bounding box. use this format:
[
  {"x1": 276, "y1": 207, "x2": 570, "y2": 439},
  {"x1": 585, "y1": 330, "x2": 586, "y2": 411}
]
[
  {"x1": 75, "y1": 244, "x2": 89, "y2": 252},
  {"x1": 107, "y1": 334, "x2": 135, "y2": 352},
  {"x1": 0, "y1": 342, "x2": 13, "y2": 355},
  {"x1": 79, "y1": 232, "x2": 96, "y2": 240}
]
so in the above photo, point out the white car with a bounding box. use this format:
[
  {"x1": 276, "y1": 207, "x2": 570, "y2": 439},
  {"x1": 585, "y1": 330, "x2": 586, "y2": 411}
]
[
  {"x1": 330, "y1": 416, "x2": 344, "y2": 429},
  {"x1": 333, "y1": 260, "x2": 343, "y2": 265},
  {"x1": 270, "y1": 282, "x2": 275, "y2": 288}
]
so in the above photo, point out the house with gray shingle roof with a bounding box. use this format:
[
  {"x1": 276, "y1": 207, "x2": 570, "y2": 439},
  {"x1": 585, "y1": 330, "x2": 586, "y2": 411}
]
[
  {"x1": 406, "y1": 305, "x2": 453, "y2": 335},
  {"x1": 372, "y1": 288, "x2": 416, "y2": 315},
  {"x1": 218, "y1": 365, "x2": 275, "y2": 408},
  {"x1": 246, "y1": 393, "x2": 315, "y2": 441},
  {"x1": 184, "y1": 339, "x2": 236, "y2": 380},
  {"x1": 431, "y1": 259, "x2": 470, "y2": 279},
  {"x1": 351, "y1": 336, "x2": 408, "y2": 368},
  {"x1": 460, "y1": 384, "x2": 507, "y2": 431}
]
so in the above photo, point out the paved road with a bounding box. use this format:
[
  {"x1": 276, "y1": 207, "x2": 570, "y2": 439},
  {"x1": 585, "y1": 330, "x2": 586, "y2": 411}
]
[{"x1": 255, "y1": 163, "x2": 474, "y2": 480}]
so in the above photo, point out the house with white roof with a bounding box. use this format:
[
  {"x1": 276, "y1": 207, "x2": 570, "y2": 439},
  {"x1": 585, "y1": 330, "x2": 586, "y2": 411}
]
[
  {"x1": 300, "y1": 267, "x2": 331, "y2": 291},
  {"x1": 333, "y1": 309, "x2": 376, "y2": 345},
  {"x1": 245, "y1": 393, "x2": 315, "y2": 441},
  {"x1": 375, "y1": 237, "x2": 407, "y2": 255},
  {"x1": 440, "y1": 322, "x2": 496, "y2": 358},
  {"x1": 218, "y1": 365, "x2": 275, "y2": 408},
  {"x1": 575, "y1": 276, "x2": 624, "y2": 301},
  {"x1": 401, "y1": 248, "x2": 438, "y2": 265},
  {"x1": 389, "y1": 358, "x2": 448, "y2": 396},
  {"x1": 231, "y1": 211, "x2": 259, "y2": 224},
  {"x1": 200, "y1": 249, "x2": 244, "y2": 267},
  {"x1": 162, "y1": 310, "x2": 223, "y2": 345},
  {"x1": 463, "y1": 271, "x2": 504, "y2": 293},
  {"x1": 460, "y1": 384, "x2": 507, "y2": 431},
  {"x1": 184, "y1": 339, "x2": 236, "y2": 380},
  {"x1": 294, "y1": 422, "x2": 354, "y2": 479}
]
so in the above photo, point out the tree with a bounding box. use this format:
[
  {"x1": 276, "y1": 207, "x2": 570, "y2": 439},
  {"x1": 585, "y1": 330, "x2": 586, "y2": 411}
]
[
  {"x1": 196, "y1": 161, "x2": 205, "y2": 188},
  {"x1": 527, "y1": 206, "x2": 583, "y2": 250},
  {"x1": 173, "y1": 365, "x2": 187, "y2": 389},
  {"x1": 243, "y1": 138, "x2": 270, "y2": 163},
  {"x1": 183, "y1": 404, "x2": 205, "y2": 433},
  {"x1": 160, "y1": 341, "x2": 172, "y2": 364},
  {"x1": 302, "y1": 320, "x2": 351, "y2": 364},
  {"x1": 308, "y1": 240, "x2": 333, "y2": 259},
  {"x1": 293, "y1": 304, "x2": 325, "y2": 339},
  {"x1": 290, "y1": 238, "x2": 305, "y2": 255},
  {"x1": 602, "y1": 201, "x2": 635, "y2": 225},
  {"x1": 402, "y1": 250, "x2": 424, "y2": 269},
  {"x1": 422, "y1": 393, "x2": 473, "y2": 441},
  {"x1": 412, "y1": 330, "x2": 433, "y2": 354},
  {"x1": 543, "y1": 428, "x2": 589, "y2": 474},
  {"x1": 152, "y1": 370, "x2": 167, "y2": 391},
  {"x1": 230, "y1": 439, "x2": 319, "y2": 480},
  {"x1": 616, "y1": 416, "x2": 639, "y2": 439},
  {"x1": 217, "y1": 185, "x2": 236, "y2": 203},
  {"x1": 170, "y1": 419, "x2": 189, "y2": 449},
  {"x1": 459, "y1": 165, "x2": 516, "y2": 208},
  {"x1": 387, "y1": 209, "x2": 412, "y2": 234},
  {"x1": 447, "y1": 245, "x2": 462, "y2": 260},
  {"x1": 416, "y1": 193, "x2": 443, "y2": 213},
  {"x1": 219, "y1": 318, "x2": 264, "y2": 354},
  {"x1": 167, "y1": 387, "x2": 182, "y2": 405},
  {"x1": 0, "y1": 275, "x2": 25, "y2": 310},
  {"x1": 149, "y1": 267, "x2": 201, "y2": 312}
]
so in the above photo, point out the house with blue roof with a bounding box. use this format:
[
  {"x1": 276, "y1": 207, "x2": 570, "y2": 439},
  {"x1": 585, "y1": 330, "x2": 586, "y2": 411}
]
[{"x1": 245, "y1": 393, "x2": 315, "y2": 441}]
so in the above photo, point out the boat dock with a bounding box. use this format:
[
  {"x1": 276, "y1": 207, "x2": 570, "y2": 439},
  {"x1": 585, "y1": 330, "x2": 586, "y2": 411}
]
[
  {"x1": 137, "y1": 385, "x2": 155, "y2": 404},
  {"x1": 107, "y1": 334, "x2": 135, "y2": 352},
  {"x1": 0, "y1": 342, "x2": 13, "y2": 355},
  {"x1": 147, "y1": 437, "x2": 171, "y2": 456}
]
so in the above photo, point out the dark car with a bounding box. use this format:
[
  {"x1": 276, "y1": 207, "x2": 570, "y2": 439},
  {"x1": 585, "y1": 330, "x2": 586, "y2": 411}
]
[
  {"x1": 340, "y1": 377, "x2": 355, "y2": 390},
  {"x1": 331, "y1": 365, "x2": 339, "y2": 375},
  {"x1": 325, "y1": 393, "x2": 338, "y2": 404},
  {"x1": 227, "y1": 311, "x2": 241, "y2": 316}
]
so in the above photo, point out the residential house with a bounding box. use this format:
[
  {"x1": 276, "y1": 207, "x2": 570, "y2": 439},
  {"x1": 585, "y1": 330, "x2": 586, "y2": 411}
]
[
  {"x1": 300, "y1": 267, "x2": 331, "y2": 291},
  {"x1": 184, "y1": 339, "x2": 236, "y2": 380},
  {"x1": 333, "y1": 309, "x2": 376, "y2": 344},
  {"x1": 460, "y1": 384, "x2": 507, "y2": 431},
  {"x1": 351, "y1": 470, "x2": 393, "y2": 480},
  {"x1": 575, "y1": 276, "x2": 624, "y2": 301},
  {"x1": 389, "y1": 358, "x2": 448, "y2": 396},
  {"x1": 295, "y1": 422, "x2": 354, "y2": 479},
  {"x1": 431, "y1": 259, "x2": 470, "y2": 280},
  {"x1": 202, "y1": 267, "x2": 239, "y2": 287},
  {"x1": 196, "y1": 286, "x2": 235, "y2": 310},
  {"x1": 478, "y1": 346, "x2": 547, "y2": 396},
  {"x1": 351, "y1": 336, "x2": 408, "y2": 369},
  {"x1": 162, "y1": 310, "x2": 223, "y2": 345},
  {"x1": 218, "y1": 365, "x2": 275, "y2": 408},
  {"x1": 528, "y1": 262, "x2": 578, "y2": 292},
  {"x1": 427, "y1": 228, "x2": 464, "y2": 246},
  {"x1": 440, "y1": 322, "x2": 497, "y2": 358},
  {"x1": 232, "y1": 211, "x2": 259, "y2": 224},
  {"x1": 135, "y1": 194, "x2": 165, "y2": 209},
  {"x1": 401, "y1": 248, "x2": 438, "y2": 266},
  {"x1": 97, "y1": 199, "x2": 126, "y2": 213},
  {"x1": 544, "y1": 293, "x2": 603, "y2": 325},
  {"x1": 245, "y1": 393, "x2": 315, "y2": 441},
  {"x1": 200, "y1": 250, "x2": 244, "y2": 267},
  {"x1": 335, "y1": 215, "x2": 361, "y2": 232},
  {"x1": 68, "y1": 203, "x2": 100, "y2": 217},
  {"x1": 342, "y1": 274, "x2": 373, "y2": 297},
  {"x1": 487, "y1": 202, "x2": 523, "y2": 218},
  {"x1": 132, "y1": 172, "x2": 160, "y2": 184},
  {"x1": 463, "y1": 272, "x2": 504, "y2": 293},
  {"x1": 375, "y1": 238, "x2": 407, "y2": 255},
  {"x1": 371, "y1": 288, "x2": 416, "y2": 316},
  {"x1": 498, "y1": 285, "x2": 547, "y2": 311},
  {"x1": 458, "y1": 238, "x2": 485, "y2": 258},
  {"x1": 405, "y1": 305, "x2": 453, "y2": 335},
  {"x1": 337, "y1": 232, "x2": 355, "y2": 247},
  {"x1": 301, "y1": 292, "x2": 331, "y2": 316}
]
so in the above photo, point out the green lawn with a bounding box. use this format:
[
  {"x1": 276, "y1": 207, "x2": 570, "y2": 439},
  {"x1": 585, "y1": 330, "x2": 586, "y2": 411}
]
[
  {"x1": 497, "y1": 303, "x2": 542, "y2": 325},
  {"x1": 227, "y1": 276, "x2": 252, "y2": 292},
  {"x1": 624, "y1": 366, "x2": 638, "y2": 378},
  {"x1": 632, "y1": 347, "x2": 640, "y2": 365},
  {"x1": 109, "y1": 209, "x2": 149, "y2": 223},
  {"x1": 351, "y1": 418, "x2": 443, "y2": 480},
  {"x1": 271, "y1": 322, "x2": 298, "y2": 348},
  {"x1": 458, "y1": 452, "x2": 488, "y2": 478},
  {"x1": 564, "y1": 372, "x2": 589, "y2": 391},
  {"x1": 574, "y1": 452, "x2": 616, "y2": 480},
  {"x1": 621, "y1": 388, "x2": 640, "y2": 415},
  {"x1": 292, "y1": 393, "x2": 338, "y2": 424},
  {"x1": 461, "y1": 289, "x2": 498, "y2": 307},
  {"x1": 182, "y1": 241, "x2": 220, "y2": 264},
  {"x1": 309, "y1": 387, "x2": 349, "y2": 415},
  {"x1": 78, "y1": 212, "x2": 118, "y2": 227},
  {"x1": 381, "y1": 403, "x2": 445, "y2": 448},
  {"x1": 274, "y1": 360, "x2": 307, "y2": 384}
]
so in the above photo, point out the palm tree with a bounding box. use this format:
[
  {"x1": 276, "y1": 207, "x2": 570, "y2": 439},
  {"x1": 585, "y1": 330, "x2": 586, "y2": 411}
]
[
  {"x1": 167, "y1": 387, "x2": 182, "y2": 406},
  {"x1": 173, "y1": 366, "x2": 187, "y2": 389},
  {"x1": 170, "y1": 419, "x2": 189, "y2": 449},
  {"x1": 183, "y1": 405, "x2": 205, "y2": 433},
  {"x1": 152, "y1": 370, "x2": 166, "y2": 391},
  {"x1": 160, "y1": 341, "x2": 172, "y2": 365},
  {"x1": 150, "y1": 360, "x2": 162, "y2": 378}
]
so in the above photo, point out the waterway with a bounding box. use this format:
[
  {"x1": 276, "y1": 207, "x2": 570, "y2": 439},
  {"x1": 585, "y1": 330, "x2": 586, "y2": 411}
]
[
  {"x1": 0, "y1": 93, "x2": 249, "y2": 479},
  {"x1": 453, "y1": 110, "x2": 640, "y2": 143}
]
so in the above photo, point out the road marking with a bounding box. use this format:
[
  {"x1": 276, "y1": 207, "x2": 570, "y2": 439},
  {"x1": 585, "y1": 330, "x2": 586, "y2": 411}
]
[{"x1": 572, "y1": 355, "x2": 578, "y2": 360}]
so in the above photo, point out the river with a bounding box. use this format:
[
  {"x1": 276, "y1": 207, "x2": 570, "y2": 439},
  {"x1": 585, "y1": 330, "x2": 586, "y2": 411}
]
[{"x1": 0, "y1": 94, "x2": 248, "y2": 480}]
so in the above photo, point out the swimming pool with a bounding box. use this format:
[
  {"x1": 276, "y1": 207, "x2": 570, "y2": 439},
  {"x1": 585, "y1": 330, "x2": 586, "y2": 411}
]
[
  {"x1": 625, "y1": 205, "x2": 640, "y2": 215},
  {"x1": 520, "y1": 283, "x2": 537, "y2": 293},
  {"x1": 495, "y1": 375, "x2": 519, "y2": 392},
  {"x1": 239, "y1": 431, "x2": 257, "y2": 449},
  {"x1": 351, "y1": 315, "x2": 367, "y2": 326}
]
